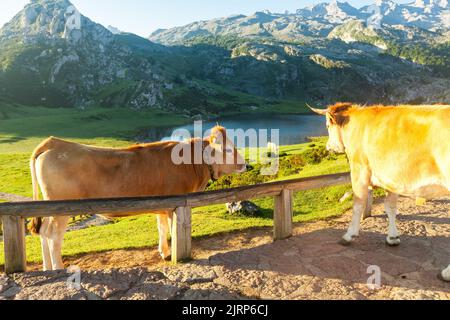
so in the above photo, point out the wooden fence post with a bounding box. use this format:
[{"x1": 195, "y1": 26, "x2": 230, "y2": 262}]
[
  {"x1": 363, "y1": 188, "x2": 374, "y2": 220},
  {"x1": 274, "y1": 189, "x2": 293, "y2": 240},
  {"x1": 171, "y1": 206, "x2": 192, "y2": 264},
  {"x1": 2, "y1": 215, "x2": 27, "y2": 274}
]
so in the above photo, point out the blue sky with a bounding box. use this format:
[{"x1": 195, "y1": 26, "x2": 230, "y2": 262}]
[{"x1": 0, "y1": 0, "x2": 411, "y2": 37}]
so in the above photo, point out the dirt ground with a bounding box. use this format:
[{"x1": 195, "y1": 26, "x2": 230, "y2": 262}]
[{"x1": 1, "y1": 196, "x2": 449, "y2": 300}]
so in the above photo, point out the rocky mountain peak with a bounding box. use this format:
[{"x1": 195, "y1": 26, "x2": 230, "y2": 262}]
[
  {"x1": 0, "y1": 0, "x2": 113, "y2": 45},
  {"x1": 107, "y1": 25, "x2": 122, "y2": 35},
  {"x1": 412, "y1": 0, "x2": 446, "y2": 7},
  {"x1": 438, "y1": 0, "x2": 449, "y2": 8},
  {"x1": 296, "y1": 1, "x2": 360, "y2": 23},
  {"x1": 374, "y1": 0, "x2": 395, "y2": 6}
]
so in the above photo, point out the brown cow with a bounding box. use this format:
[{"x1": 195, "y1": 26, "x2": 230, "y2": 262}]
[
  {"x1": 30, "y1": 126, "x2": 247, "y2": 271},
  {"x1": 310, "y1": 103, "x2": 450, "y2": 281}
]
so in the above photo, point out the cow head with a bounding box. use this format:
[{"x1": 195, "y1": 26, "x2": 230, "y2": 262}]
[
  {"x1": 308, "y1": 103, "x2": 353, "y2": 154},
  {"x1": 207, "y1": 126, "x2": 247, "y2": 179}
]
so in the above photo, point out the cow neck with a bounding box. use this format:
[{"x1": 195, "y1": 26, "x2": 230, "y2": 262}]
[
  {"x1": 201, "y1": 140, "x2": 218, "y2": 182},
  {"x1": 207, "y1": 163, "x2": 217, "y2": 182}
]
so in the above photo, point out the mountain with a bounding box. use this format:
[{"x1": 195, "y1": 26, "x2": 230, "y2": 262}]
[
  {"x1": 359, "y1": 0, "x2": 450, "y2": 31},
  {"x1": 148, "y1": 11, "x2": 336, "y2": 45},
  {"x1": 148, "y1": 1, "x2": 450, "y2": 106},
  {"x1": 151, "y1": 13, "x2": 301, "y2": 45},
  {"x1": 0, "y1": 0, "x2": 111, "y2": 43},
  {"x1": 296, "y1": 1, "x2": 362, "y2": 24},
  {"x1": 150, "y1": 1, "x2": 450, "y2": 44},
  {"x1": 107, "y1": 25, "x2": 123, "y2": 35},
  {"x1": 0, "y1": 0, "x2": 449, "y2": 115},
  {"x1": 148, "y1": 1, "x2": 449, "y2": 104},
  {"x1": 0, "y1": 0, "x2": 173, "y2": 109}
]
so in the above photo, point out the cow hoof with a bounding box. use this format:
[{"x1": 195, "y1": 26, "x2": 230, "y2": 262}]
[
  {"x1": 386, "y1": 236, "x2": 401, "y2": 247},
  {"x1": 161, "y1": 255, "x2": 172, "y2": 261},
  {"x1": 159, "y1": 251, "x2": 172, "y2": 261},
  {"x1": 439, "y1": 267, "x2": 450, "y2": 282},
  {"x1": 340, "y1": 233, "x2": 357, "y2": 246},
  {"x1": 437, "y1": 272, "x2": 450, "y2": 282},
  {"x1": 339, "y1": 238, "x2": 353, "y2": 246}
]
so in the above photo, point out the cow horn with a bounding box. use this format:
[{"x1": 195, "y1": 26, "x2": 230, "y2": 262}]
[{"x1": 306, "y1": 104, "x2": 327, "y2": 116}]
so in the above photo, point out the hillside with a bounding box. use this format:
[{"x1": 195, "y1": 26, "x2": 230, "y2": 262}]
[
  {"x1": 0, "y1": 0, "x2": 175, "y2": 109},
  {"x1": 149, "y1": 1, "x2": 450, "y2": 106},
  {"x1": 150, "y1": 1, "x2": 450, "y2": 44}
]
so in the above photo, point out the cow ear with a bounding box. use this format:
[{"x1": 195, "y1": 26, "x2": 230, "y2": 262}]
[
  {"x1": 328, "y1": 113, "x2": 337, "y2": 125},
  {"x1": 327, "y1": 103, "x2": 352, "y2": 126},
  {"x1": 328, "y1": 109, "x2": 349, "y2": 126},
  {"x1": 210, "y1": 126, "x2": 226, "y2": 147}
]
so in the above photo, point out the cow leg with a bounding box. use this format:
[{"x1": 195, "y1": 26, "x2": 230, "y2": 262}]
[
  {"x1": 40, "y1": 237, "x2": 53, "y2": 271},
  {"x1": 167, "y1": 211, "x2": 173, "y2": 237},
  {"x1": 39, "y1": 219, "x2": 53, "y2": 271},
  {"x1": 156, "y1": 213, "x2": 171, "y2": 261},
  {"x1": 43, "y1": 216, "x2": 70, "y2": 270},
  {"x1": 385, "y1": 192, "x2": 401, "y2": 246},
  {"x1": 342, "y1": 166, "x2": 370, "y2": 244}
]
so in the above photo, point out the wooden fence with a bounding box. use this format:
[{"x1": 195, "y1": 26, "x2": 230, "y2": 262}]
[{"x1": 0, "y1": 172, "x2": 372, "y2": 274}]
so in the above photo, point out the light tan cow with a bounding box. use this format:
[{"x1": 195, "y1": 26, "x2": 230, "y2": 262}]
[
  {"x1": 29, "y1": 126, "x2": 247, "y2": 271},
  {"x1": 310, "y1": 103, "x2": 450, "y2": 281}
]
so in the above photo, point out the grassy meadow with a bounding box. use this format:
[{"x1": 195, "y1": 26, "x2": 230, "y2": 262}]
[{"x1": 0, "y1": 103, "x2": 355, "y2": 266}]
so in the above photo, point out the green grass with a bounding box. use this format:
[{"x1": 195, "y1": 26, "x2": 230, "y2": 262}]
[
  {"x1": 0, "y1": 153, "x2": 32, "y2": 197},
  {"x1": 0, "y1": 104, "x2": 353, "y2": 266},
  {"x1": 0, "y1": 104, "x2": 187, "y2": 154}
]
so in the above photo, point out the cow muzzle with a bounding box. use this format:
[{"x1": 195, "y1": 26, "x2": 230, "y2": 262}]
[
  {"x1": 326, "y1": 142, "x2": 345, "y2": 154},
  {"x1": 237, "y1": 163, "x2": 249, "y2": 173}
]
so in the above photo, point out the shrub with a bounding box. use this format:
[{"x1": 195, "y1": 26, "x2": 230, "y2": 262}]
[
  {"x1": 207, "y1": 145, "x2": 337, "y2": 191},
  {"x1": 303, "y1": 146, "x2": 331, "y2": 164}
]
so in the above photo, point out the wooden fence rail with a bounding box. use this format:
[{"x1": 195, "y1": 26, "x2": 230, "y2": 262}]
[{"x1": 0, "y1": 172, "x2": 364, "y2": 274}]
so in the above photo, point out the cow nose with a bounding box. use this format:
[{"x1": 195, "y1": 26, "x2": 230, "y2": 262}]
[{"x1": 237, "y1": 163, "x2": 249, "y2": 173}]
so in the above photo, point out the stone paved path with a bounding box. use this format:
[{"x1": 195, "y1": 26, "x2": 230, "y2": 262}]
[{"x1": 1, "y1": 196, "x2": 449, "y2": 300}]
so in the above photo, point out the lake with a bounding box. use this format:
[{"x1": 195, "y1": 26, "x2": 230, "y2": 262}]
[{"x1": 140, "y1": 114, "x2": 328, "y2": 147}]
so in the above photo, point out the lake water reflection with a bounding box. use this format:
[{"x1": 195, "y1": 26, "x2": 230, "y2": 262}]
[{"x1": 140, "y1": 114, "x2": 328, "y2": 147}]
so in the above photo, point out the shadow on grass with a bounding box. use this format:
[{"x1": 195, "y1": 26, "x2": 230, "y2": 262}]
[{"x1": 0, "y1": 137, "x2": 26, "y2": 144}]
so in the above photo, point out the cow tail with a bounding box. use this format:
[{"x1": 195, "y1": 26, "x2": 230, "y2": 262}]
[{"x1": 29, "y1": 137, "x2": 54, "y2": 235}]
